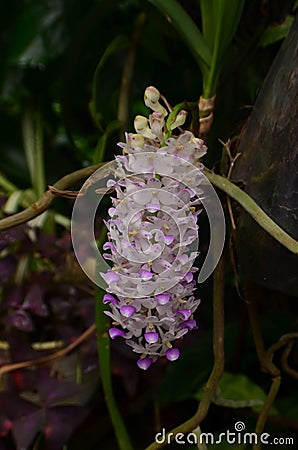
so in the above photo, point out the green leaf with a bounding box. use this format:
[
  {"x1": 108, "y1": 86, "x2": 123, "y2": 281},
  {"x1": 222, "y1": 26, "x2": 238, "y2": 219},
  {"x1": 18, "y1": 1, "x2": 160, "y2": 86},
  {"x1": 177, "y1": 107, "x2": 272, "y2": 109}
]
[
  {"x1": 7, "y1": 0, "x2": 68, "y2": 66},
  {"x1": 194, "y1": 371, "x2": 277, "y2": 414},
  {"x1": 194, "y1": 372, "x2": 275, "y2": 413},
  {"x1": 0, "y1": 173, "x2": 17, "y2": 194},
  {"x1": 216, "y1": 372, "x2": 266, "y2": 411},
  {"x1": 92, "y1": 120, "x2": 123, "y2": 164},
  {"x1": 203, "y1": 0, "x2": 245, "y2": 97},
  {"x1": 149, "y1": 0, "x2": 212, "y2": 76},
  {"x1": 258, "y1": 15, "x2": 294, "y2": 47},
  {"x1": 218, "y1": 0, "x2": 245, "y2": 55},
  {"x1": 90, "y1": 35, "x2": 129, "y2": 129},
  {"x1": 22, "y1": 104, "x2": 45, "y2": 198},
  {"x1": 199, "y1": 0, "x2": 215, "y2": 50}
]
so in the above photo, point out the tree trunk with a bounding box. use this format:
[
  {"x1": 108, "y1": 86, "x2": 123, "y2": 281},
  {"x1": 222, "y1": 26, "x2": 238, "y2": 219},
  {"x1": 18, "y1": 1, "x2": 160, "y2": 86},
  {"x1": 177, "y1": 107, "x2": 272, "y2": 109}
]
[{"x1": 232, "y1": 14, "x2": 298, "y2": 296}]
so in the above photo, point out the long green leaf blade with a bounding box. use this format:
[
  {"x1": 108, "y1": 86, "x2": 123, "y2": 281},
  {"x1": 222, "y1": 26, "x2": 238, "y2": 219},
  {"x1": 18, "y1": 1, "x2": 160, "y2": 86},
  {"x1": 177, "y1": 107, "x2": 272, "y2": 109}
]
[
  {"x1": 90, "y1": 35, "x2": 129, "y2": 129},
  {"x1": 258, "y1": 15, "x2": 294, "y2": 47},
  {"x1": 203, "y1": 0, "x2": 244, "y2": 97},
  {"x1": 149, "y1": 0, "x2": 212, "y2": 75},
  {"x1": 22, "y1": 104, "x2": 46, "y2": 198},
  {"x1": 199, "y1": 0, "x2": 214, "y2": 50}
]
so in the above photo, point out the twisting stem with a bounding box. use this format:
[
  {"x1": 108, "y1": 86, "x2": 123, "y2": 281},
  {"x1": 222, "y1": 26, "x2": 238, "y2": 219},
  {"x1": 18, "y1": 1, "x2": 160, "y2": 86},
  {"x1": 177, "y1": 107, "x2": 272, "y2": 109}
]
[
  {"x1": 0, "y1": 324, "x2": 96, "y2": 376},
  {"x1": 204, "y1": 169, "x2": 298, "y2": 255},
  {"x1": 145, "y1": 254, "x2": 225, "y2": 450},
  {"x1": 2, "y1": 162, "x2": 298, "y2": 259},
  {"x1": 245, "y1": 283, "x2": 282, "y2": 450},
  {"x1": 0, "y1": 163, "x2": 105, "y2": 232},
  {"x1": 281, "y1": 342, "x2": 298, "y2": 380},
  {"x1": 254, "y1": 376, "x2": 281, "y2": 450}
]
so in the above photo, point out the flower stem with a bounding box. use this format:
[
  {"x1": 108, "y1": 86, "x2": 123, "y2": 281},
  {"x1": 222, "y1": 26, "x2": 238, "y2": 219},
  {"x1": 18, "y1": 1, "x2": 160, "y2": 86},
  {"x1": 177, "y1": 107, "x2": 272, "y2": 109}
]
[
  {"x1": 95, "y1": 286, "x2": 134, "y2": 450},
  {"x1": 0, "y1": 163, "x2": 106, "y2": 232}
]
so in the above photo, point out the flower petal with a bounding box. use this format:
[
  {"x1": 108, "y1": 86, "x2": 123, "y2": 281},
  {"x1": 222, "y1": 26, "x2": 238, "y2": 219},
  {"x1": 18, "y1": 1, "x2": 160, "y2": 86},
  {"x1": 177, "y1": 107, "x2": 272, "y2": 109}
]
[
  {"x1": 144, "y1": 332, "x2": 159, "y2": 344},
  {"x1": 109, "y1": 328, "x2": 126, "y2": 339},
  {"x1": 155, "y1": 293, "x2": 170, "y2": 305},
  {"x1": 165, "y1": 348, "x2": 180, "y2": 361},
  {"x1": 120, "y1": 305, "x2": 136, "y2": 318},
  {"x1": 137, "y1": 357, "x2": 153, "y2": 370},
  {"x1": 103, "y1": 294, "x2": 118, "y2": 305}
]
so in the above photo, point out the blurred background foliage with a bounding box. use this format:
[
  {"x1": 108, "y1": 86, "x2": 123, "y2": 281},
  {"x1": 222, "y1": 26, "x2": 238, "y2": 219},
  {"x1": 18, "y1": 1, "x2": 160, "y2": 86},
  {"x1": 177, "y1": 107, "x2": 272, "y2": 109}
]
[
  {"x1": 0, "y1": 0, "x2": 294, "y2": 187},
  {"x1": 0, "y1": 1, "x2": 297, "y2": 449}
]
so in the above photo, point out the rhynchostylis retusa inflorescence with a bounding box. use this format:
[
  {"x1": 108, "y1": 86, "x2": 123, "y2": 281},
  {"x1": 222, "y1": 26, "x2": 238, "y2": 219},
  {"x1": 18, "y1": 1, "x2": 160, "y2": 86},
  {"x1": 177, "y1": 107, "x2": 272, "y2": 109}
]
[{"x1": 101, "y1": 87, "x2": 207, "y2": 369}]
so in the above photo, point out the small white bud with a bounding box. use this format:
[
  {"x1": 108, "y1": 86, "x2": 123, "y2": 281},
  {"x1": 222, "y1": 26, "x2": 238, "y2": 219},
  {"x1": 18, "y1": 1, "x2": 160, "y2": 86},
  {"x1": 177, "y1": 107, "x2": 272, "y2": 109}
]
[
  {"x1": 169, "y1": 110, "x2": 187, "y2": 130},
  {"x1": 134, "y1": 115, "x2": 156, "y2": 139},
  {"x1": 149, "y1": 112, "x2": 165, "y2": 139},
  {"x1": 144, "y1": 86, "x2": 160, "y2": 104},
  {"x1": 144, "y1": 86, "x2": 168, "y2": 117}
]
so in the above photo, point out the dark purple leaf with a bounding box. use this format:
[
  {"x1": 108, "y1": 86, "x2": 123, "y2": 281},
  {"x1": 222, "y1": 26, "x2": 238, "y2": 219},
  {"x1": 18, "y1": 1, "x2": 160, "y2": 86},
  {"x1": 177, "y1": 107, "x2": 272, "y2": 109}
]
[
  {"x1": 2, "y1": 285, "x2": 22, "y2": 308},
  {"x1": 0, "y1": 393, "x2": 39, "y2": 419},
  {"x1": 7, "y1": 335, "x2": 37, "y2": 362},
  {"x1": 49, "y1": 296, "x2": 72, "y2": 319},
  {"x1": 12, "y1": 409, "x2": 44, "y2": 450},
  {"x1": 0, "y1": 225, "x2": 27, "y2": 250},
  {"x1": 37, "y1": 374, "x2": 85, "y2": 405},
  {"x1": 23, "y1": 284, "x2": 48, "y2": 317},
  {"x1": 33, "y1": 229, "x2": 57, "y2": 258},
  {"x1": 56, "y1": 324, "x2": 80, "y2": 344},
  {"x1": 75, "y1": 297, "x2": 95, "y2": 326},
  {"x1": 44, "y1": 406, "x2": 88, "y2": 450},
  {"x1": 56, "y1": 232, "x2": 72, "y2": 252},
  {"x1": 0, "y1": 255, "x2": 17, "y2": 283},
  {"x1": 0, "y1": 414, "x2": 12, "y2": 437},
  {"x1": 9, "y1": 369, "x2": 38, "y2": 392},
  {"x1": 5, "y1": 309, "x2": 34, "y2": 332}
]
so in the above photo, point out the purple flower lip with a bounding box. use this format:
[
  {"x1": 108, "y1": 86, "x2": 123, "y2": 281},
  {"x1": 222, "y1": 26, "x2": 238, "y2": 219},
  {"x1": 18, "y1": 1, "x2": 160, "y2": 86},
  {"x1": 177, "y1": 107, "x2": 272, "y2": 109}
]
[
  {"x1": 155, "y1": 293, "x2": 170, "y2": 305},
  {"x1": 146, "y1": 203, "x2": 160, "y2": 213},
  {"x1": 139, "y1": 269, "x2": 153, "y2": 280},
  {"x1": 120, "y1": 305, "x2": 136, "y2": 318},
  {"x1": 144, "y1": 332, "x2": 159, "y2": 344},
  {"x1": 184, "y1": 272, "x2": 194, "y2": 283},
  {"x1": 175, "y1": 309, "x2": 191, "y2": 320},
  {"x1": 179, "y1": 319, "x2": 197, "y2": 330},
  {"x1": 103, "y1": 294, "x2": 118, "y2": 305},
  {"x1": 108, "y1": 207, "x2": 116, "y2": 217},
  {"x1": 165, "y1": 348, "x2": 180, "y2": 361},
  {"x1": 103, "y1": 271, "x2": 121, "y2": 283},
  {"x1": 109, "y1": 327, "x2": 126, "y2": 339},
  {"x1": 164, "y1": 235, "x2": 174, "y2": 245},
  {"x1": 103, "y1": 242, "x2": 116, "y2": 251},
  {"x1": 137, "y1": 357, "x2": 153, "y2": 370}
]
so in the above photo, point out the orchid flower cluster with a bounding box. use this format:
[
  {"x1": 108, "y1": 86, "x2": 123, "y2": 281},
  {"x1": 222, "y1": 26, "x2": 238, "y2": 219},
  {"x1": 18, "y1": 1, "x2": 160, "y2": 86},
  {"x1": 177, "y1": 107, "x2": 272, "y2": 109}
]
[{"x1": 101, "y1": 87, "x2": 207, "y2": 369}]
